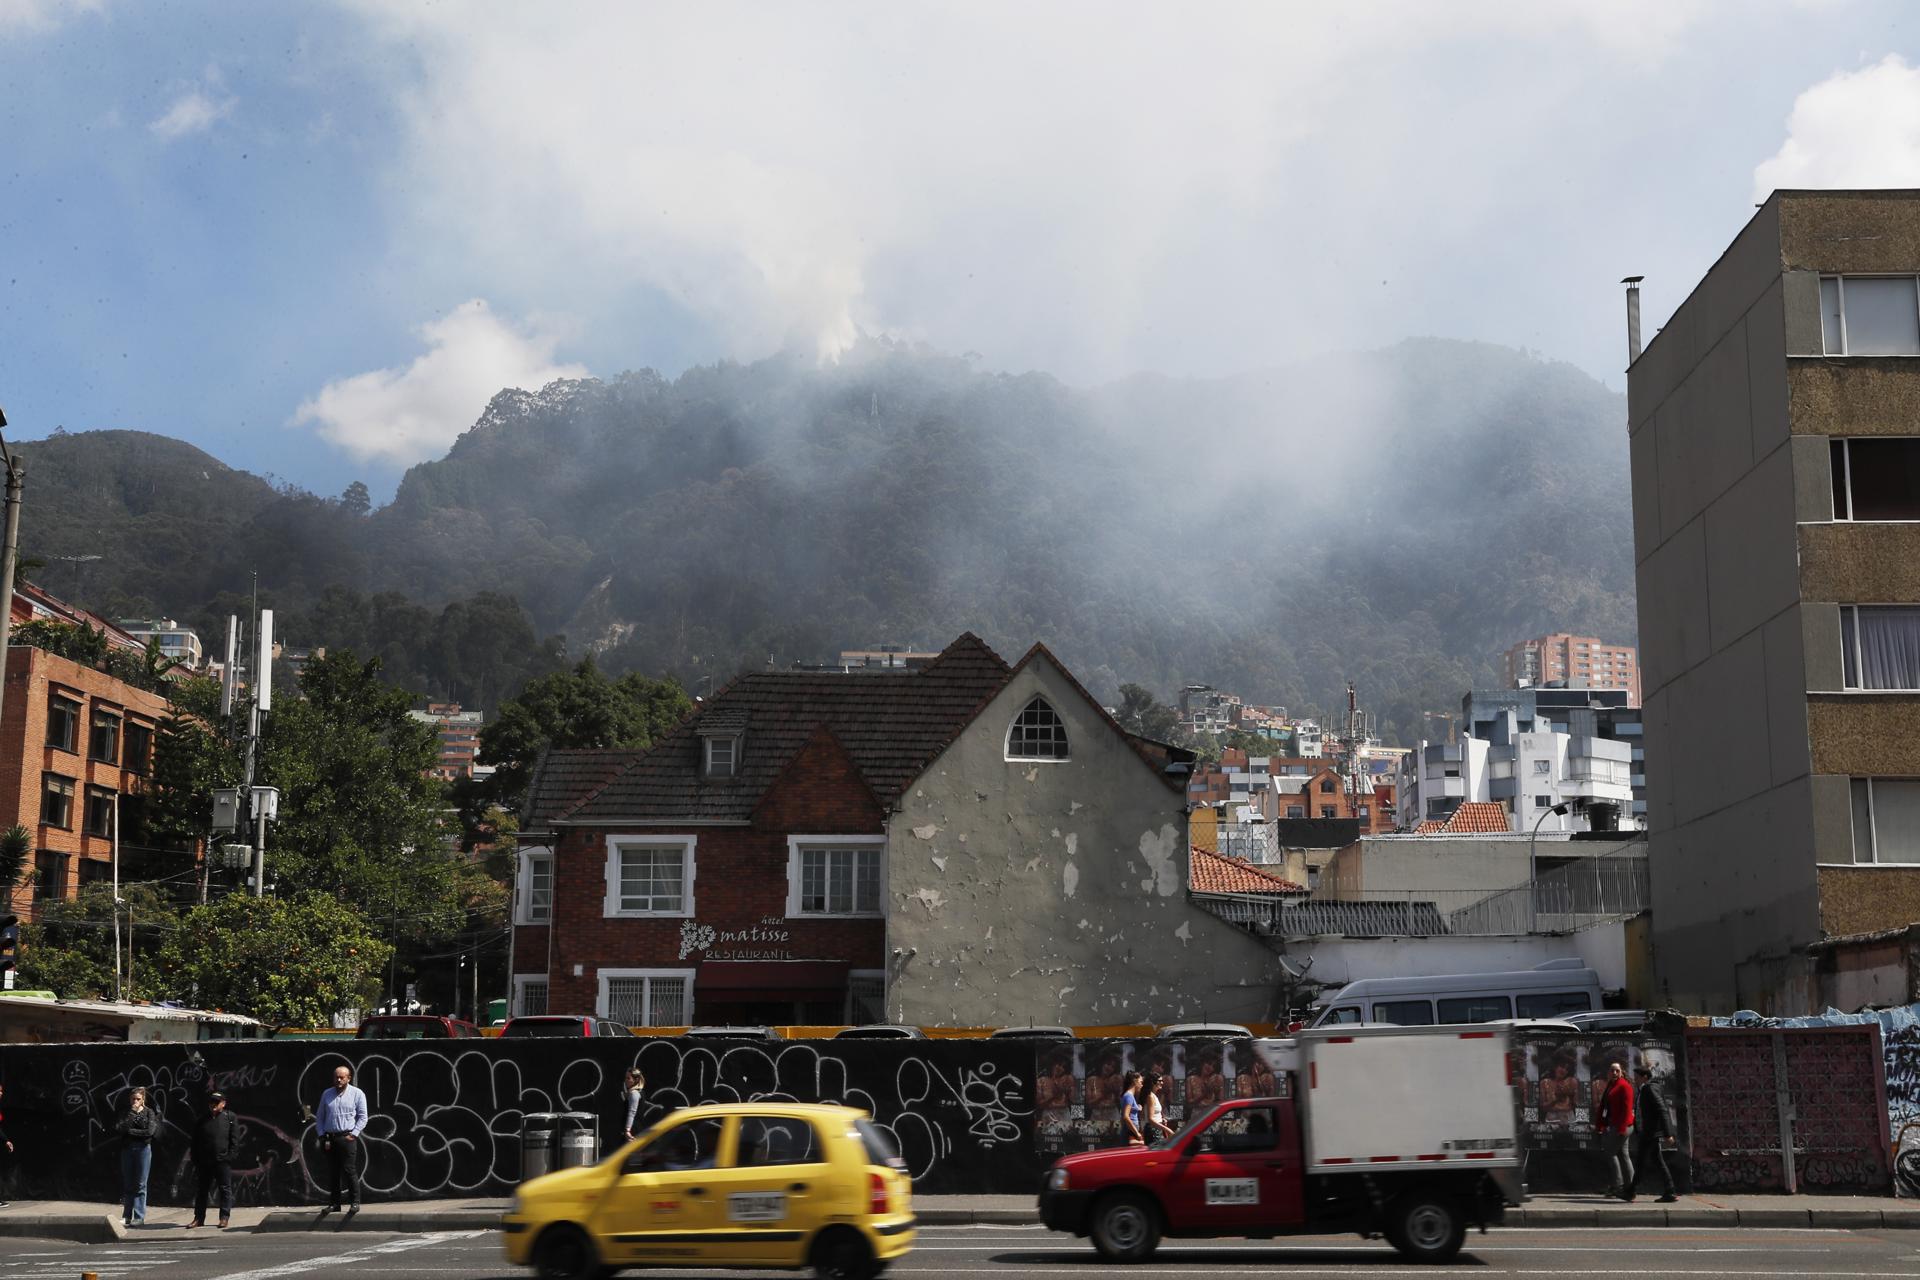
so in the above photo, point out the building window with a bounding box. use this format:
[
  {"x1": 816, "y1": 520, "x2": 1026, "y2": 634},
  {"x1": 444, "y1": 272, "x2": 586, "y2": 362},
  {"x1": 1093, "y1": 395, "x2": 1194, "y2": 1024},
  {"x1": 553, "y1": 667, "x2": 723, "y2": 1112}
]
[
  {"x1": 47, "y1": 694, "x2": 80, "y2": 752},
  {"x1": 1286, "y1": 805, "x2": 1304, "y2": 818},
  {"x1": 33, "y1": 850, "x2": 69, "y2": 902},
  {"x1": 598, "y1": 968, "x2": 693, "y2": 1027},
  {"x1": 84, "y1": 787, "x2": 115, "y2": 839},
  {"x1": 1318, "y1": 778, "x2": 1336, "y2": 793},
  {"x1": 1005, "y1": 696, "x2": 1070, "y2": 761},
  {"x1": 1851, "y1": 778, "x2": 1920, "y2": 864},
  {"x1": 603, "y1": 837, "x2": 695, "y2": 917},
  {"x1": 513, "y1": 975, "x2": 549, "y2": 1017},
  {"x1": 1822, "y1": 275, "x2": 1920, "y2": 356},
  {"x1": 41, "y1": 775, "x2": 75, "y2": 829},
  {"x1": 517, "y1": 849, "x2": 554, "y2": 924},
  {"x1": 89, "y1": 711, "x2": 120, "y2": 765},
  {"x1": 704, "y1": 735, "x2": 738, "y2": 779},
  {"x1": 1535, "y1": 795, "x2": 1552, "y2": 808},
  {"x1": 788, "y1": 837, "x2": 885, "y2": 917},
  {"x1": 1830, "y1": 438, "x2": 1920, "y2": 521},
  {"x1": 1841, "y1": 605, "x2": 1920, "y2": 690},
  {"x1": 1532, "y1": 759, "x2": 1552, "y2": 775},
  {"x1": 122, "y1": 721, "x2": 154, "y2": 776},
  {"x1": 1319, "y1": 805, "x2": 1336, "y2": 819},
  {"x1": 847, "y1": 970, "x2": 886, "y2": 1024}
]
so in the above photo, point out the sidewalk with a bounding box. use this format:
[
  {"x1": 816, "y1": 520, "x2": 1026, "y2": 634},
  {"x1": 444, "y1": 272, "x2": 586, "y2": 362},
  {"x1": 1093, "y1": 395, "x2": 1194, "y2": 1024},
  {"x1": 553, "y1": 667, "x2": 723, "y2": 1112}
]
[{"x1": 0, "y1": 1192, "x2": 1915, "y2": 1242}]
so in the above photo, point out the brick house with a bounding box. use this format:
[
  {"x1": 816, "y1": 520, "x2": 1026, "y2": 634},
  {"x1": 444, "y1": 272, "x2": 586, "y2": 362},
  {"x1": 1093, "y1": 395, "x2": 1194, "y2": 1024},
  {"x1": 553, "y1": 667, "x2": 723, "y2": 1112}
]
[
  {"x1": 511, "y1": 634, "x2": 1289, "y2": 1027},
  {"x1": 1, "y1": 587, "x2": 170, "y2": 920}
]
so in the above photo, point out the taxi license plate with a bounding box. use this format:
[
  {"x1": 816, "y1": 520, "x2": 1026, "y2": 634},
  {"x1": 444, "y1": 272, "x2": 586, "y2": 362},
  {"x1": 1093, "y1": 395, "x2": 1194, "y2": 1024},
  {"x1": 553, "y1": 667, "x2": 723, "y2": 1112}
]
[
  {"x1": 1204, "y1": 1178, "x2": 1259, "y2": 1206},
  {"x1": 728, "y1": 1192, "x2": 788, "y2": 1223}
]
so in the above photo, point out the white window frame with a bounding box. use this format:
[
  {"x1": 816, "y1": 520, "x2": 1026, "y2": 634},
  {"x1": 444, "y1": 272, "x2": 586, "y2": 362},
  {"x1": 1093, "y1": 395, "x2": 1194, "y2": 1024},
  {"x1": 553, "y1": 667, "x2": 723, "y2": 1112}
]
[
  {"x1": 704, "y1": 735, "x2": 739, "y2": 779},
  {"x1": 512, "y1": 974, "x2": 550, "y2": 1018},
  {"x1": 1005, "y1": 696, "x2": 1071, "y2": 762},
  {"x1": 1821, "y1": 274, "x2": 1920, "y2": 357},
  {"x1": 516, "y1": 846, "x2": 555, "y2": 925},
  {"x1": 786, "y1": 835, "x2": 887, "y2": 918},
  {"x1": 603, "y1": 835, "x2": 698, "y2": 918},
  {"x1": 597, "y1": 967, "x2": 696, "y2": 1027},
  {"x1": 1829, "y1": 437, "x2": 1920, "y2": 524},
  {"x1": 1850, "y1": 777, "x2": 1920, "y2": 866}
]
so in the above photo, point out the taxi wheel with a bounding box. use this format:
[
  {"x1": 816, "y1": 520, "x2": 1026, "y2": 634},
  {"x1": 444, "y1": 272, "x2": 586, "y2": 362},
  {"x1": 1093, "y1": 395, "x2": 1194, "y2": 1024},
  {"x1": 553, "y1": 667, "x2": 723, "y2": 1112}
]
[
  {"x1": 1385, "y1": 1192, "x2": 1465, "y2": 1263},
  {"x1": 811, "y1": 1226, "x2": 878, "y2": 1280},
  {"x1": 532, "y1": 1223, "x2": 604, "y2": 1280},
  {"x1": 1089, "y1": 1190, "x2": 1160, "y2": 1263}
]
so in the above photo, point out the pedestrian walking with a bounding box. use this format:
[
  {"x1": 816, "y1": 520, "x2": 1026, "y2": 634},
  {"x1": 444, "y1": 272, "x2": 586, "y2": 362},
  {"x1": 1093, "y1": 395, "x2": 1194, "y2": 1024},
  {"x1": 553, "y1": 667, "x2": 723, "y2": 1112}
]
[
  {"x1": 621, "y1": 1069, "x2": 647, "y2": 1141},
  {"x1": 189, "y1": 1092, "x2": 240, "y2": 1229},
  {"x1": 1627, "y1": 1065, "x2": 1678, "y2": 1203},
  {"x1": 114, "y1": 1086, "x2": 157, "y2": 1227},
  {"x1": 1119, "y1": 1071, "x2": 1145, "y2": 1147},
  {"x1": 1596, "y1": 1059, "x2": 1635, "y2": 1199},
  {"x1": 315, "y1": 1064, "x2": 368, "y2": 1214},
  {"x1": 0, "y1": 1080, "x2": 16, "y2": 1208},
  {"x1": 1141, "y1": 1071, "x2": 1175, "y2": 1143}
]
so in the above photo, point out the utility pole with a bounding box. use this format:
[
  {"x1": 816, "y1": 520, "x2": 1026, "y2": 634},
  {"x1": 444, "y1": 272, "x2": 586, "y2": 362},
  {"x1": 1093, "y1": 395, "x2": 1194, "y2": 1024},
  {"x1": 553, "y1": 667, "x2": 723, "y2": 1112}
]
[
  {"x1": 112, "y1": 791, "x2": 123, "y2": 1002},
  {"x1": 0, "y1": 407, "x2": 24, "y2": 739}
]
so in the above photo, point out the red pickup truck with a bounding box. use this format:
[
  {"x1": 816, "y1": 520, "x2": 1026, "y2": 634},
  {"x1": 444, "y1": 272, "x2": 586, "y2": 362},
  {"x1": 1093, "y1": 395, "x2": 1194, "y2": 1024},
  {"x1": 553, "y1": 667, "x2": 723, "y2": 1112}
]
[{"x1": 1038, "y1": 1026, "x2": 1524, "y2": 1263}]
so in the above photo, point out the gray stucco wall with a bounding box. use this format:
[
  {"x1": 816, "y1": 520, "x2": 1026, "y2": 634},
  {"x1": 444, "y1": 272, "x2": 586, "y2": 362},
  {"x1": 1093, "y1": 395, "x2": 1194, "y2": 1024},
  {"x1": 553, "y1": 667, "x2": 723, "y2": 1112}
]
[
  {"x1": 1630, "y1": 196, "x2": 1821, "y2": 1013},
  {"x1": 883, "y1": 656, "x2": 1282, "y2": 1026}
]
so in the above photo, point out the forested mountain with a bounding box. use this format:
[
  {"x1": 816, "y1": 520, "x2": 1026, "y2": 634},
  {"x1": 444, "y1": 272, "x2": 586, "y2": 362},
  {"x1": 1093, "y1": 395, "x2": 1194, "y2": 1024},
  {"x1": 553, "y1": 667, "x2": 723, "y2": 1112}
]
[{"x1": 16, "y1": 338, "x2": 1634, "y2": 745}]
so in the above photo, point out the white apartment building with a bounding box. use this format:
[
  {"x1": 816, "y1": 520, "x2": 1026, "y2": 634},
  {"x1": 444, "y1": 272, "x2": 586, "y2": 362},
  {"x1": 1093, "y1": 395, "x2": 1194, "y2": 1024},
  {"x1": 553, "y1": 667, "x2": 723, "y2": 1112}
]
[
  {"x1": 1397, "y1": 707, "x2": 1633, "y2": 834},
  {"x1": 119, "y1": 618, "x2": 204, "y2": 669}
]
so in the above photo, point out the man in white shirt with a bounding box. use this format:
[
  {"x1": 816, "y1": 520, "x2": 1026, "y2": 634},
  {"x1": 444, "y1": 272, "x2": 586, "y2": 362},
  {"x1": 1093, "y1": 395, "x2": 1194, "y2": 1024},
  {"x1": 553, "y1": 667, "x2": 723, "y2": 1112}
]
[{"x1": 316, "y1": 1064, "x2": 369, "y2": 1213}]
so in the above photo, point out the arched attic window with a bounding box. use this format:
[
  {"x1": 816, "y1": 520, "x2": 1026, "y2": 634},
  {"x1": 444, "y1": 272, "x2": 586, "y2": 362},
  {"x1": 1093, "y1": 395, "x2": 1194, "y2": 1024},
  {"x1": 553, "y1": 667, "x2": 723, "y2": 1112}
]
[{"x1": 1006, "y1": 696, "x2": 1070, "y2": 761}]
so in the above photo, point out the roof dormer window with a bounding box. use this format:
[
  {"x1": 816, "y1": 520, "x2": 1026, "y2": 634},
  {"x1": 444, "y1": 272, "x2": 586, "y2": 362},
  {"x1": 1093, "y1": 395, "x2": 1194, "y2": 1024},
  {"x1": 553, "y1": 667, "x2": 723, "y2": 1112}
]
[
  {"x1": 1006, "y1": 696, "x2": 1070, "y2": 761},
  {"x1": 704, "y1": 735, "x2": 738, "y2": 779}
]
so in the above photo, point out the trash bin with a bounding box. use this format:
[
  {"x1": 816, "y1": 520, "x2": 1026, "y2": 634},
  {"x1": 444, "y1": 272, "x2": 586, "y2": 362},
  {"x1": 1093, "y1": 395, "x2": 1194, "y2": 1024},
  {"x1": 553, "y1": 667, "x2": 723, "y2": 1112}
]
[
  {"x1": 553, "y1": 1111, "x2": 599, "y2": 1170},
  {"x1": 520, "y1": 1112, "x2": 557, "y2": 1182}
]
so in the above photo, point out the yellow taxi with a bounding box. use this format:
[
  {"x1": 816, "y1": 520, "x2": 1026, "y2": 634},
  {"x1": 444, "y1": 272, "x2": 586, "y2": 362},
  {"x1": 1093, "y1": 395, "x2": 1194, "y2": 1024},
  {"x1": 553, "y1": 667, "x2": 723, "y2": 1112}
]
[{"x1": 502, "y1": 1102, "x2": 916, "y2": 1280}]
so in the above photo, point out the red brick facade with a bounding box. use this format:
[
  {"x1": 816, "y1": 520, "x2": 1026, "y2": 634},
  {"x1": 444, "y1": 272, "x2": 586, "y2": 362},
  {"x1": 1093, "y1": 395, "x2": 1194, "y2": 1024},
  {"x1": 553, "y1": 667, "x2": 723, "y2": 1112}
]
[{"x1": 0, "y1": 645, "x2": 172, "y2": 920}]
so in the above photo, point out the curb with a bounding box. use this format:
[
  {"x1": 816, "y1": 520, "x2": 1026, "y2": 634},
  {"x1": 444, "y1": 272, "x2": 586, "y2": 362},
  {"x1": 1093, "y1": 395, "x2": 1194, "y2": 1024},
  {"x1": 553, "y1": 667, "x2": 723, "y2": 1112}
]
[
  {"x1": 0, "y1": 1216, "x2": 119, "y2": 1244},
  {"x1": 917, "y1": 1209, "x2": 1035, "y2": 1225}
]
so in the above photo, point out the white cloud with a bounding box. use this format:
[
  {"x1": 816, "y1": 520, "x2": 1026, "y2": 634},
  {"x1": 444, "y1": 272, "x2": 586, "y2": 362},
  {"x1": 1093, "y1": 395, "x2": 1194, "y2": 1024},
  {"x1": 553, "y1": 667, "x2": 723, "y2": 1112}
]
[
  {"x1": 340, "y1": 2, "x2": 1704, "y2": 380},
  {"x1": 291, "y1": 300, "x2": 589, "y2": 467},
  {"x1": 1754, "y1": 55, "x2": 1920, "y2": 200},
  {"x1": 149, "y1": 89, "x2": 235, "y2": 140},
  {"x1": 0, "y1": 0, "x2": 104, "y2": 33}
]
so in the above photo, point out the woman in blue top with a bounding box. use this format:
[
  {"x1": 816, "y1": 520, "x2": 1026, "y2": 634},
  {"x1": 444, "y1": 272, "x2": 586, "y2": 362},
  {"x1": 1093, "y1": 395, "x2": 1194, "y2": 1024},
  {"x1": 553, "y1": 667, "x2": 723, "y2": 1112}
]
[{"x1": 1119, "y1": 1071, "x2": 1145, "y2": 1147}]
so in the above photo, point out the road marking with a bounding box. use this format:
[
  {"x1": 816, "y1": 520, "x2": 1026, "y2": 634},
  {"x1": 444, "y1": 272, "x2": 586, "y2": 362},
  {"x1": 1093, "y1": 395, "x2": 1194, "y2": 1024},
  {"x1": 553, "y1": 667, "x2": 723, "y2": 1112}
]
[{"x1": 203, "y1": 1230, "x2": 488, "y2": 1280}]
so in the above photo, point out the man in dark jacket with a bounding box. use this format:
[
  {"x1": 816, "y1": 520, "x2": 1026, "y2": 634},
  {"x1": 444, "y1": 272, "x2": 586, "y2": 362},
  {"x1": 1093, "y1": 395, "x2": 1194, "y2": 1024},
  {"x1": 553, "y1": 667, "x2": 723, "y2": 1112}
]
[
  {"x1": 1628, "y1": 1065, "x2": 1679, "y2": 1203},
  {"x1": 190, "y1": 1093, "x2": 241, "y2": 1229}
]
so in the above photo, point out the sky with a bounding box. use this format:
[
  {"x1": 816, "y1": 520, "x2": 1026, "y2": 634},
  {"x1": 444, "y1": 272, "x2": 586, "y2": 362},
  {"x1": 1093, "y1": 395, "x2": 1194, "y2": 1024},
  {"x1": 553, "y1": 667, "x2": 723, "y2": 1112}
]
[{"x1": 2, "y1": 0, "x2": 1920, "y2": 501}]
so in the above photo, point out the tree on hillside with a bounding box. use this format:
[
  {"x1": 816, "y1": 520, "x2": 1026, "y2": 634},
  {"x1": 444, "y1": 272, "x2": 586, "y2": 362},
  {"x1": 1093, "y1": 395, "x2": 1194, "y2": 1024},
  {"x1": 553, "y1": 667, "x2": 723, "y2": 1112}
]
[
  {"x1": 340, "y1": 481, "x2": 372, "y2": 516},
  {"x1": 1114, "y1": 683, "x2": 1180, "y2": 742},
  {"x1": 157, "y1": 892, "x2": 391, "y2": 1026}
]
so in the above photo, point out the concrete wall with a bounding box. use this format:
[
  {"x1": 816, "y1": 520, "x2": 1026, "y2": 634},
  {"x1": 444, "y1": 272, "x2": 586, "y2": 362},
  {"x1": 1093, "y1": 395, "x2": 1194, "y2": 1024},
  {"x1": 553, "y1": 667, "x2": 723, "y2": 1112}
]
[
  {"x1": 886, "y1": 654, "x2": 1282, "y2": 1026},
  {"x1": 1284, "y1": 926, "x2": 1627, "y2": 992},
  {"x1": 1631, "y1": 196, "x2": 1823, "y2": 1013},
  {"x1": 1320, "y1": 835, "x2": 1538, "y2": 900}
]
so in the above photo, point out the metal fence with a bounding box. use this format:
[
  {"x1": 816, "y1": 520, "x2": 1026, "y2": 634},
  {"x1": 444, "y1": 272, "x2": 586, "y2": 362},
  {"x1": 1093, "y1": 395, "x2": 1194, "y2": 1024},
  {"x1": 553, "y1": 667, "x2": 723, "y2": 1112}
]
[{"x1": 1445, "y1": 852, "x2": 1649, "y2": 936}]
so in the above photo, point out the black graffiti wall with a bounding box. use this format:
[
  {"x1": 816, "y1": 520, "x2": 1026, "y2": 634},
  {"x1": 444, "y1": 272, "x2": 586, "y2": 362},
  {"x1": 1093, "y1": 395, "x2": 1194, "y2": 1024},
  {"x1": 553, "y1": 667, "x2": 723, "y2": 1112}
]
[{"x1": 0, "y1": 1036, "x2": 1038, "y2": 1206}]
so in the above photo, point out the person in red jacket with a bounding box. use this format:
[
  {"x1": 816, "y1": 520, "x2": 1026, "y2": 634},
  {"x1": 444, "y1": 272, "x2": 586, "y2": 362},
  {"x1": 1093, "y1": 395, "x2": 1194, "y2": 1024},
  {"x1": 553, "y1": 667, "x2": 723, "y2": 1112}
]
[{"x1": 1597, "y1": 1059, "x2": 1636, "y2": 1198}]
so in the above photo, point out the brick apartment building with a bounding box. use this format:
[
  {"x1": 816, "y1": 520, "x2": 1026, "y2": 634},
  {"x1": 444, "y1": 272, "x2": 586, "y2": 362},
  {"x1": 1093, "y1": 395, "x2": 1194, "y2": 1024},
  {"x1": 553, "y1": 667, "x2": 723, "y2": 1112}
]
[
  {"x1": 410, "y1": 702, "x2": 485, "y2": 782},
  {"x1": 1501, "y1": 633, "x2": 1641, "y2": 705},
  {"x1": 511, "y1": 634, "x2": 1287, "y2": 1027},
  {"x1": 2, "y1": 584, "x2": 170, "y2": 920}
]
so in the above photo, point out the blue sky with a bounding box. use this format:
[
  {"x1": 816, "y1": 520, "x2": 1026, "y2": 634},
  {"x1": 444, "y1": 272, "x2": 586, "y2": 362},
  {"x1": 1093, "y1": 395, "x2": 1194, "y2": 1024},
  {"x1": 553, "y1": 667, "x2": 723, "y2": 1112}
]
[{"x1": 2, "y1": 1, "x2": 1919, "y2": 502}]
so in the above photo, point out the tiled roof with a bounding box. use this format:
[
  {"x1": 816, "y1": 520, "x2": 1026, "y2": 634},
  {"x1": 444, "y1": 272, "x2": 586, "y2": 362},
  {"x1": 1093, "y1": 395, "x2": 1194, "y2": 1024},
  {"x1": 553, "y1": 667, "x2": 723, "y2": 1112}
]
[
  {"x1": 1434, "y1": 802, "x2": 1511, "y2": 834},
  {"x1": 521, "y1": 748, "x2": 640, "y2": 832},
  {"x1": 558, "y1": 633, "x2": 1015, "y2": 824},
  {"x1": 1189, "y1": 846, "x2": 1307, "y2": 895}
]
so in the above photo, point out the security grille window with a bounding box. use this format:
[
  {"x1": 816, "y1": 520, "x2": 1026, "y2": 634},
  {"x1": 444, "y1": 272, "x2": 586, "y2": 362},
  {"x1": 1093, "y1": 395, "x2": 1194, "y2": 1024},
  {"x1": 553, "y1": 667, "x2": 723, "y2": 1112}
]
[
  {"x1": 1829, "y1": 439, "x2": 1920, "y2": 520},
  {"x1": 1841, "y1": 605, "x2": 1920, "y2": 690},
  {"x1": 47, "y1": 694, "x2": 79, "y2": 752},
  {"x1": 617, "y1": 846, "x2": 688, "y2": 914},
  {"x1": 800, "y1": 846, "x2": 881, "y2": 915},
  {"x1": 84, "y1": 787, "x2": 115, "y2": 838},
  {"x1": 1822, "y1": 275, "x2": 1920, "y2": 355},
  {"x1": 602, "y1": 972, "x2": 690, "y2": 1026},
  {"x1": 89, "y1": 711, "x2": 120, "y2": 765},
  {"x1": 516, "y1": 977, "x2": 549, "y2": 1017},
  {"x1": 847, "y1": 971, "x2": 886, "y2": 1024},
  {"x1": 1005, "y1": 696, "x2": 1070, "y2": 760},
  {"x1": 523, "y1": 853, "x2": 554, "y2": 923},
  {"x1": 122, "y1": 722, "x2": 154, "y2": 776},
  {"x1": 704, "y1": 735, "x2": 737, "y2": 779},
  {"x1": 41, "y1": 775, "x2": 75, "y2": 829},
  {"x1": 1851, "y1": 778, "x2": 1920, "y2": 864}
]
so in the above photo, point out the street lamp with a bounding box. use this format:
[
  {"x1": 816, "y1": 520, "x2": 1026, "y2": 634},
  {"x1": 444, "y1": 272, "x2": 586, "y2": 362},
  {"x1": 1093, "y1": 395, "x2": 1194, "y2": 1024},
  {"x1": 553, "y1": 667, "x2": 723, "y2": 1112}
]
[{"x1": 1529, "y1": 801, "x2": 1573, "y2": 933}]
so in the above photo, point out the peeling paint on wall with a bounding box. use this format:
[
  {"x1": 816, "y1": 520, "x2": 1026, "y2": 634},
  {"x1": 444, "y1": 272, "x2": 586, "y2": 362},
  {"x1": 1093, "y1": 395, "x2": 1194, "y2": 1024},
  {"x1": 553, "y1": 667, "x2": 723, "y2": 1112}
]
[
  {"x1": 1175, "y1": 921, "x2": 1193, "y2": 944},
  {"x1": 912, "y1": 824, "x2": 938, "y2": 840},
  {"x1": 1138, "y1": 824, "x2": 1181, "y2": 897},
  {"x1": 1063, "y1": 861, "x2": 1079, "y2": 897},
  {"x1": 931, "y1": 856, "x2": 947, "y2": 871},
  {"x1": 911, "y1": 887, "x2": 947, "y2": 912},
  {"x1": 1064, "y1": 833, "x2": 1078, "y2": 857}
]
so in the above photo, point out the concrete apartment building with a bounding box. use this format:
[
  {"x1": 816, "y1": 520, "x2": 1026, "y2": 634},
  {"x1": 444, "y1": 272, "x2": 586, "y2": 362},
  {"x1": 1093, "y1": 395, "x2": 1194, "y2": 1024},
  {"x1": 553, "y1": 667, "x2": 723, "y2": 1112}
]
[
  {"x1": 409, "y1": 702, "x2": 486, "y2": 781},
  {"x1": 1630, "y1": 189, "x2": 1920, "y2": 1013},
  {"x1": 1501, "y1": 633, "x2": 1642, "y2": 705}
]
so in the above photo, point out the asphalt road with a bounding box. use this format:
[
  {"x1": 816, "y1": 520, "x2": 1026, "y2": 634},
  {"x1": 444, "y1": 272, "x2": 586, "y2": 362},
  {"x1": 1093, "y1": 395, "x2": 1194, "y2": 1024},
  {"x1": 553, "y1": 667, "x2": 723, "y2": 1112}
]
[{"x1": 6, "y1": 1225, "x2": 1920, "y2": 1279}]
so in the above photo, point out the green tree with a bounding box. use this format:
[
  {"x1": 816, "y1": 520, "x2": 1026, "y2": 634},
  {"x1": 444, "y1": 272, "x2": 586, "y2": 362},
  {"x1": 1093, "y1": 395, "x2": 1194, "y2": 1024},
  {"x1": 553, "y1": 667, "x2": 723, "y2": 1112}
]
[
  {"x1": 19, "y1": 884, "x2": 180, "y2": 1000},
  {"x1": 157, "y1": 892, "x2": 392, "y2": 1026},
  {"x1": 1114, "y1": 682, "x2": 1180, "y2": 742},
  {"x1": 340, "y1": 480, "x2": 372, "y2": 516},
  {"x1": 0, "y1": 825, "x2": 28, "y2": 904}
]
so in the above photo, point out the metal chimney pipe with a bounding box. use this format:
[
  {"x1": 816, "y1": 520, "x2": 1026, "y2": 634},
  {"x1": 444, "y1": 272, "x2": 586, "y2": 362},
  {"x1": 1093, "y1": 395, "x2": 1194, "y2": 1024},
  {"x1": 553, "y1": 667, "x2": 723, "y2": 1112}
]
[{"x1": 1622, "y1": 276, "x2": 1644, "y2": 365}]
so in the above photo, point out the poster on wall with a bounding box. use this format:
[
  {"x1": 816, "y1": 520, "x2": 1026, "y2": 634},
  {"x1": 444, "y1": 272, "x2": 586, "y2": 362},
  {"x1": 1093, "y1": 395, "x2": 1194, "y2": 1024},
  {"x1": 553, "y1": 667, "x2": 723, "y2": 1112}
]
[
  {"x1": 1517, "y1": 1031, "x2": 1682, "y2": 1152},
  {"x1": 1032, "y1": 1037, "x2": 1285, "y2": 1159}
]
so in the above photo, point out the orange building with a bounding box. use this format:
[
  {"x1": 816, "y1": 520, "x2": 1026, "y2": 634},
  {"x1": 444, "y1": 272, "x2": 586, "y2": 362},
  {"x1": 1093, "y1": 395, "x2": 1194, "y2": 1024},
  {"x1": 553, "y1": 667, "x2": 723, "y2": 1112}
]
[{"x1": 1500, "y1": 633, "x2": 1640, "y2": 705}]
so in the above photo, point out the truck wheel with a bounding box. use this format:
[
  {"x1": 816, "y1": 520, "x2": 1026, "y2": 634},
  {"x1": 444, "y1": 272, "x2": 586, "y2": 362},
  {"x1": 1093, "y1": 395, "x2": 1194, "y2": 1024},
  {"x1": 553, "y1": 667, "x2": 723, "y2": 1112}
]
[
  {"x1": 1089, "y1": 1191, "x2": 1161, "y2": 1263},
  {"x1": 1386, "y1": 1193, "x2": 1464, "y2": 1263}
]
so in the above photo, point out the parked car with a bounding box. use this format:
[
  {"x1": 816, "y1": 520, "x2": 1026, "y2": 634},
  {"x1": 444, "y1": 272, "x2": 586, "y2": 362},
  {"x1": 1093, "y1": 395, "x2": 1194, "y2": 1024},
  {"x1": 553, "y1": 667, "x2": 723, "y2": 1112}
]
[
  {"x1": 355, "y1": 1015, "x2": 482, "y2": 1039},
  {"x1": 1153, "y1": 1023, "x2": 1252, "y2": 1039},
  {"x1": 1309, "y1": 958, "x2": 1603, "y2": 1027},
  {"x1": 989, "y1": 1025, "x2": 1076, "y2": 1039},
  {"x1": 833, "y1": 1024, "x2": 927, "y2": 1040},
  {"x1": 499, "y1": 1016, "x2": 635, "y2": 1038},
  {"x1": 503, "y1": 1102, "x2": 915, "y2": 1279},
  {"x1": 680, "y1": 1025, "x2": 776, "y2": 1039}
]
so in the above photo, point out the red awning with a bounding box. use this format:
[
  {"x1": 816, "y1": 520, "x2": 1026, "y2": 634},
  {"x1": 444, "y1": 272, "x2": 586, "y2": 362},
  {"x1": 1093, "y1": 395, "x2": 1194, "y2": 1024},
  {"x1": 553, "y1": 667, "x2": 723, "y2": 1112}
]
[{"x1": 696, "y1": 960, "x2": 849, "y2": 1001}]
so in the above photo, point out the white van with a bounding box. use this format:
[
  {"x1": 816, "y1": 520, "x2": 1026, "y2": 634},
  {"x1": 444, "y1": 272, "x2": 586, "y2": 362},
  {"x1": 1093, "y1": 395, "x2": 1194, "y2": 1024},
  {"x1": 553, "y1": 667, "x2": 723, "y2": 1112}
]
[{"x1": 1308, "y1": 958, "x2": 1603, "y2": 1028}]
